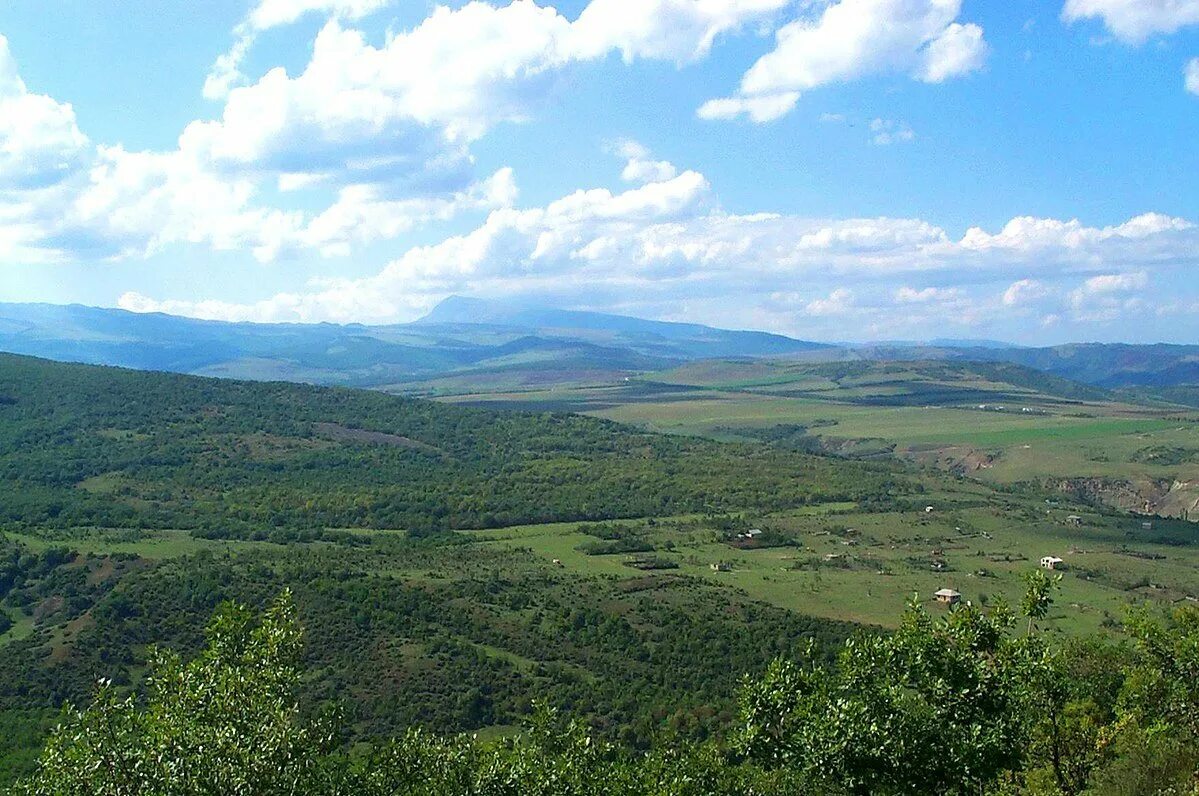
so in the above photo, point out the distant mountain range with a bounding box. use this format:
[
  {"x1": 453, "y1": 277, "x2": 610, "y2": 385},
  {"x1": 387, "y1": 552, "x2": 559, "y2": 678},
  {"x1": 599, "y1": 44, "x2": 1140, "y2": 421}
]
[
  {"x1": 0, "y1": 299, "x2": 827, "y2": 390},
  {"x1": 1, "y1": 298, "x2": 1197, "y2": 401}
]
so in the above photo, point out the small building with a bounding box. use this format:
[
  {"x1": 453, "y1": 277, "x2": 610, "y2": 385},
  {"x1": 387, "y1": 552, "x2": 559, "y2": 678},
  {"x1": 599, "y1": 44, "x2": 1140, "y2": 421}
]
[
  {"x1": 710, "y1": 562, "x2": 732, "y2": 572},
  {"x1": 1065, "y1": 515, "x2": 1083, "y2": 526},
  {"x1": 551, "y1": 558, "x2": 564, "y2": 567},
  {"x1": 1142, "y1": 521, "x2": 1154, "y2": 531},
  {"x1": 1040, "y1": 556, "x2": 1065, "y2": 571},
  {"x1": 745, "y1": 528, "x2": 763, "y2": 538},
  {"x1": 925, "y1": 506, "x2": 935, "y2": 513},
  {"x1": 822, "y1": 553, "x2": 844, "y2": 561},
  {"x1": 935, "y1": 588, "x2": 962, "y2": 605}
]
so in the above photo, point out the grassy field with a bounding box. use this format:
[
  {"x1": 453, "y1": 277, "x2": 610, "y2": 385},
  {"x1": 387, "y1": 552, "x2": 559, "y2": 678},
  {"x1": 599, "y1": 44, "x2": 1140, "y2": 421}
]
[
  {"x1": 469, "y1": 499, "x2": 1199, "y2": 636},
  {"x1": 440, "y1": 360, "x2": 1199, "y2": 518},
  {"x1": 7, "y1": 487, "x2": 1196, "y2": 647}
]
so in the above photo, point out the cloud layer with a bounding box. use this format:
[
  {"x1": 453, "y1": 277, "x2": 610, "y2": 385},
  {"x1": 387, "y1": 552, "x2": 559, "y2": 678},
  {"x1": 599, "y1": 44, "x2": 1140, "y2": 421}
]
[{"x1": 118, "y1": 148, "x2": 1198, "y2": 340}]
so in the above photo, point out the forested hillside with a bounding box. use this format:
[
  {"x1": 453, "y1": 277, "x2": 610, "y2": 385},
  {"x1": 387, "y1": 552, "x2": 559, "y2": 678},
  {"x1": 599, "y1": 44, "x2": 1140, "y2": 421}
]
[{"x1": 0, "y1": 354, "x2": 901, "y2": 534}]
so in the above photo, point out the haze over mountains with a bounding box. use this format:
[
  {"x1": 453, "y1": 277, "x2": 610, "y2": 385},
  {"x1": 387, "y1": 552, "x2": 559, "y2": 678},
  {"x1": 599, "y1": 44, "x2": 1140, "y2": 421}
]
[{"x1": 1, "y1": 298, "x2": 1197, "y2": 402}]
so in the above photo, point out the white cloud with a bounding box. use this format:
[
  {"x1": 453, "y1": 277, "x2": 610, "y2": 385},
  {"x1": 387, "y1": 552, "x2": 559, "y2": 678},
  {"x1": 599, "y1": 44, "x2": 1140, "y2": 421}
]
[
  {"x1": 895, "y1": 285, "x2": 961, "y2": 303},
  {"x1": 204, "y1": 0, "x2": 393, "y2": 100},
  {"x1": 115, "y1": 152, "x2": 1199, "y2": 326},
  {"x1": 918, "y1": 21, "x2": 987, "y2": 82},
  {"x1": 1077, "y1": 270, "x2": 1149, "y2": 294},
  {"x1": 1002, "y1": 278, "x2": 1051, "y2": 306},
  {"x1": 613, "y1": 140, "x2": 679, "y2": 183},
  {"x1": 1062, "y1": 0, "x2": 1199, "y2": 43},
  {"x1": 195, "y1": 0, "x2": 795, "y2": 184},
  {"x1": 570, "y1": 0, "x2": 788, "y2": 63},
  {"x1": 68, "y1": 146, "x2": 304, "y2": 262},
  {"x1": 703, "y1": 0, "x2": 986, "y2": 122},
  {"x1": 1066, "y1": 270, "x2": 1150, "y2": 321},
  {"x1": 247, "y1": 0, "x2": 393, "y2": 31},
  {"x1": 0, "y1": 35, "x2": 89, "y2": 190},
  {"x1": 1187, "y1": 57, "x2": 1199, "y2": 94},
  {"x1": 295, "y1": 167, "x2": 517, "y2": 257},
  {"x1": 697, "y1": 92, "x2": 800, "y2": 122},
  {"x1": 958, "y1": 212, "x2": 1194, "y2": 253},
  {"x1": 805, "y1": 288, "x2": 856, "y2": 316},
  {"x1": 869, "y1": 117, "x2": 915, "y2": 145}
]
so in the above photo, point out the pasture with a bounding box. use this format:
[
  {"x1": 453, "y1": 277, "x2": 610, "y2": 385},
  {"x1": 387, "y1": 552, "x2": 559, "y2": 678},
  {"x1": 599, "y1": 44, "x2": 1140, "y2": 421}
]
[{"x1": 470, "y1": 496, "x2": 1199, "y2": 635}]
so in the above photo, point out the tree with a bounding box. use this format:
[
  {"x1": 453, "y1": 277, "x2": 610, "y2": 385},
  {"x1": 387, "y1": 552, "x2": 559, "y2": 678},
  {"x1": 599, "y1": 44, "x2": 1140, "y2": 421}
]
[
  {"x1": 19, "y1": 591, "x2": 342, "y2": 796},
  {"x1": 736, "y1": 598, "x2": 1027, "y2": 795},
  {"x1": 1020, "y1": 570, "x2": 1059, "y2": 636}
]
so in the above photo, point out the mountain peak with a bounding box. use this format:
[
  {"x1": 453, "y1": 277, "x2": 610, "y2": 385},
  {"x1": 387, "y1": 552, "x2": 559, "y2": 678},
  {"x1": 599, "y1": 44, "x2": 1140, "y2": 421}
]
[{"x1": 416, "y1": 296, "x2": 522, "y2": 325}]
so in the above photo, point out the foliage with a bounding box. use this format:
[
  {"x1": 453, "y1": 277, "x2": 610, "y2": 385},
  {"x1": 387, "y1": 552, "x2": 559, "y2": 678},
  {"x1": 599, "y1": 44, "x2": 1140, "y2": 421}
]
[
  {"x1": 19, "y1": 592, "x2": 342, "y2": 796},
  {"x1": 0, "y1": 354, "x2": 903, "y2": 534},
  {"x1": 17, "y1": 592, "x2": 1199, "y2": 795},
  {"x1": 737, "y1": 599, "x2": 1027, "y2": 795}
]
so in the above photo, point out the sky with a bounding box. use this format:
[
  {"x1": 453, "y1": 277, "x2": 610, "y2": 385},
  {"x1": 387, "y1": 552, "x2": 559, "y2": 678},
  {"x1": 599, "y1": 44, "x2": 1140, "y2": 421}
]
[{"x1": 0, "y1": 0, "x2": 1197, "y2": 344}]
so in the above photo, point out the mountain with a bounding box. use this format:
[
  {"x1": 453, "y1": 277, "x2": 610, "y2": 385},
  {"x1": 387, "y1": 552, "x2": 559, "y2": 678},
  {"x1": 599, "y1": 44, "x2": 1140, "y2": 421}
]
[
  {"x1": 1, "y1": 300, "x2": 1197, "y2": 400},
  {"x1": 415, "y1": 295, "x2": 831, "y2": 359},
  {"x1": 0, "y1": 299, "x2": 828, "y2": 390},
  {"x1": 840, "y1": 342, "x2": 1199, "y2": 391}
]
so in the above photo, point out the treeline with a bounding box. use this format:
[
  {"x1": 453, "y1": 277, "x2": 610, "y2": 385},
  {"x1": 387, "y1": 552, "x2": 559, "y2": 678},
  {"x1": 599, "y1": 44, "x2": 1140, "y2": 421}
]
[
  {"x1": 0, "y1": 354, "x2": 904, "y2": 533},
  {"x1": 16, "y1": 578, "x2": 1199, "y2": 795}
]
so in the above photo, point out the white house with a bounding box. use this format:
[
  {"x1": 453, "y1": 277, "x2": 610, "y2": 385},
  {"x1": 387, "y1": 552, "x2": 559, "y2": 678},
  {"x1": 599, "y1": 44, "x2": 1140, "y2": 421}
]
[
  {"x1": 1040, "y1": 556, "x2": 1065, "y2": 570},
  {"x1": 934, "y1": 588, "x2": 961, "y2": 605}
]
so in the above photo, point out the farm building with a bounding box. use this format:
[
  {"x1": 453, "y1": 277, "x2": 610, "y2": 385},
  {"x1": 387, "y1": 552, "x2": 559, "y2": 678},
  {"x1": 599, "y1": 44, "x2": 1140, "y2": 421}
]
[
  {"x1": 934, "y1": 588, "x2": 961, "y2": 605},
  {"x1": 1040, "y1": 556, "x2": 1065, "y2": 570},
  {"x1": 710, "y1": 562, "x2": 732, "y2": 572},
  {"x1": 1065, "y1": 515, "x2": 1083, "y2": 526}
]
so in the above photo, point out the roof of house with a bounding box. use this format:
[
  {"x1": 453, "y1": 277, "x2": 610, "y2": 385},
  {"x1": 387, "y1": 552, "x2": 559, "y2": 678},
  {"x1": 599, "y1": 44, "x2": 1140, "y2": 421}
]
[{"x1": 935, "y1": 588, "x2": 961, "y2": 598}]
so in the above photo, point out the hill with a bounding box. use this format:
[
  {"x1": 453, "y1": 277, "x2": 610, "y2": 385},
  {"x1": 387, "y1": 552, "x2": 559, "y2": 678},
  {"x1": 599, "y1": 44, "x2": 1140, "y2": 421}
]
[
  {"x1": 0, "y1": 300, "x2": 827, "y2": 392},
  {"x1": 842, "y1": 342, "x2": 1199, "y2": 398},
  {"x1": 443, "y1": 358, "x2": 1199, "y2": 521},
  {"x1": 0, "y1": 353, "x2": 896, "y2": 534},
  {"x1": 4, "y1": 301, "x2": 1199, "y2": 402}
]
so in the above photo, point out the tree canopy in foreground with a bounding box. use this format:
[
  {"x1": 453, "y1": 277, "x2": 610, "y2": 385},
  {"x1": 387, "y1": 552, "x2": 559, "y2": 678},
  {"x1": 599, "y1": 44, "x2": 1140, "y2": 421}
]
[{"x1": 17, "y1": 576, "x2": 1199, "y2": 795}]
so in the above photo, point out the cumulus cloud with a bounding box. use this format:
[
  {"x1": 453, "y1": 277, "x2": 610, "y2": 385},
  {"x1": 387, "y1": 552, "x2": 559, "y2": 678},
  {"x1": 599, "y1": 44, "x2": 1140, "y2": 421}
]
[
  {"x1": 919, "y1": 21, "x2": 987, "y2": 82},
  {"x1": 0, "y1": 35, "x2": 89, "y2": 190},
  {"x1": 613, "y1": 140, "x2": 679, "y2": 183},
  {"x1": 895, "y1": 285, "x2": 961, "y2": 303},
  {"x1": 196, "y1": 0, "x2": 791, "y2": 184},
  {"x1": 3, "y1": 142, "x2": 513, "y2": 265},
  {"x1": 1002, "y1": 278, "x2": 1051, "y2": 306},
  {"x1": 204, "y1": 0, "x2": 393, "y2": 100},
  {"x1": 1066, "y1": 270, "x2": 1150, "y2": 322},
  {"x1": 115, "y1": 153, "x2": 1199, "y2": 327},
  {"x1": 1062, "y1": 0, "x2": 1199, "y2": 43},
  {"x1": 701, "y1": 0, "x2": 986, "y2": 122},
  {"x1": 570, "y1": 0, "x2": 789, "y2": 63},
  {"x1": 805, "y1": 288, "x2": 856, "y2": 316},
  {"x1": 1076, "y1": 270, "x2": 1149, "y2": 294},
  {"x1": 1187, "y1": 57, "x2": 1199, "y2": 94}
]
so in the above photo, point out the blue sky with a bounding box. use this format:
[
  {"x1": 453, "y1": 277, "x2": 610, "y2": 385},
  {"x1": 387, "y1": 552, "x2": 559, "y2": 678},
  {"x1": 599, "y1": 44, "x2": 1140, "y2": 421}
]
[{"x1": 0, "y1": 0, "x2": 1197, "y2": 344}]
